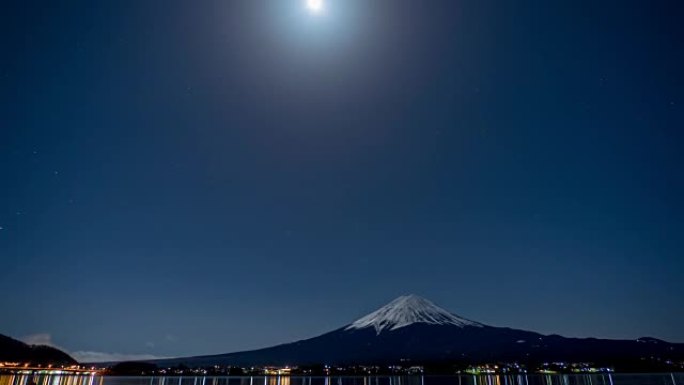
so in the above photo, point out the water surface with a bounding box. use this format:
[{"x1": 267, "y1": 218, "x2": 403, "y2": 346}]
[{"x1": 1, "y1": 374, "x2": 682, "y2": 385}]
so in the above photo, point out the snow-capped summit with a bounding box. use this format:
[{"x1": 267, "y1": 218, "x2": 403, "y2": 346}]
[{"x1": 345, "y1": 294, "x2": 483, "y2": 334}]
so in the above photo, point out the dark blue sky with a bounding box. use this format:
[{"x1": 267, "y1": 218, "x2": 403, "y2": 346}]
[{"x1": 1, "y1": 0, "x2": 683, "y2": 361}]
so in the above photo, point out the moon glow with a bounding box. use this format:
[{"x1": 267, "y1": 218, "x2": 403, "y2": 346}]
[{"x1": 306, "y1": 0, "x2": 324, "y2": 13}]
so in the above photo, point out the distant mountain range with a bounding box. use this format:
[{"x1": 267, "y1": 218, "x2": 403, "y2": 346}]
[
  {"x1": 0, "y1": 333, "x2": 76, "y2": 365},
  {"x1": 149, "y1": 295, "x2": 684, "y2": 368}
]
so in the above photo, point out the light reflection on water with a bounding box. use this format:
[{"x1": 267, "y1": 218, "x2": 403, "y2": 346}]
[
  {"x1": 1, "y1": 375, "x2": 683, "y2": 385},
  {"x1": 0, "y1": 375, "x2": 102, "y2": 385}
]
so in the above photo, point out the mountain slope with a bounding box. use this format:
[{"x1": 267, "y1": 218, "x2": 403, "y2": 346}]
[
  {"x1": 150, "y1": 295, "x2": 684, "y2": 367},
  {"x1": 0, "y1": 334, "x2": 77, "y2": 365}
]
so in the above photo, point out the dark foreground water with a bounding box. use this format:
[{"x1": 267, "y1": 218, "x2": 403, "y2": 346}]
[{"x1": 1, "y1": 374, "x2": 683, "y2": 385}]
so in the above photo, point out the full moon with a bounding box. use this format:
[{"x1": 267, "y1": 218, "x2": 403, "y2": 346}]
[{"x1": 306, "y1": 0, "x2": 323, "y2": 13}]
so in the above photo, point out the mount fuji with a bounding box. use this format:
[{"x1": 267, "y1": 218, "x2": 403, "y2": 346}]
[
  {"x1": 345, "y1": 295, "x2": 482, "y2": 333},
  {"x1": 150, "y1": 295, "x2": 683, "y2": 367}
]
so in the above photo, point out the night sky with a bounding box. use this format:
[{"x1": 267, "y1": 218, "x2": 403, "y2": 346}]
[{"x1": 1, "y1": 0, "x2": 683, "y2": 362}]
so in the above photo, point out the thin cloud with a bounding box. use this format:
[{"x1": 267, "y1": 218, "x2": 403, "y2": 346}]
[
  {"x1": 71, "y1": 351, "x2": 167, "y2": 363},
  {"x1": 21, "y1": 333, "x2": 167, "y2": 363},
  {"x1": 21, "y1": 333, "x2": 57, "y2": 347}
]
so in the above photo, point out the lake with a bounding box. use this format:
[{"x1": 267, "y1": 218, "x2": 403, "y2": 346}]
[{"x1": 1, "y1": 374, "x2": 683, "y2": 385}]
